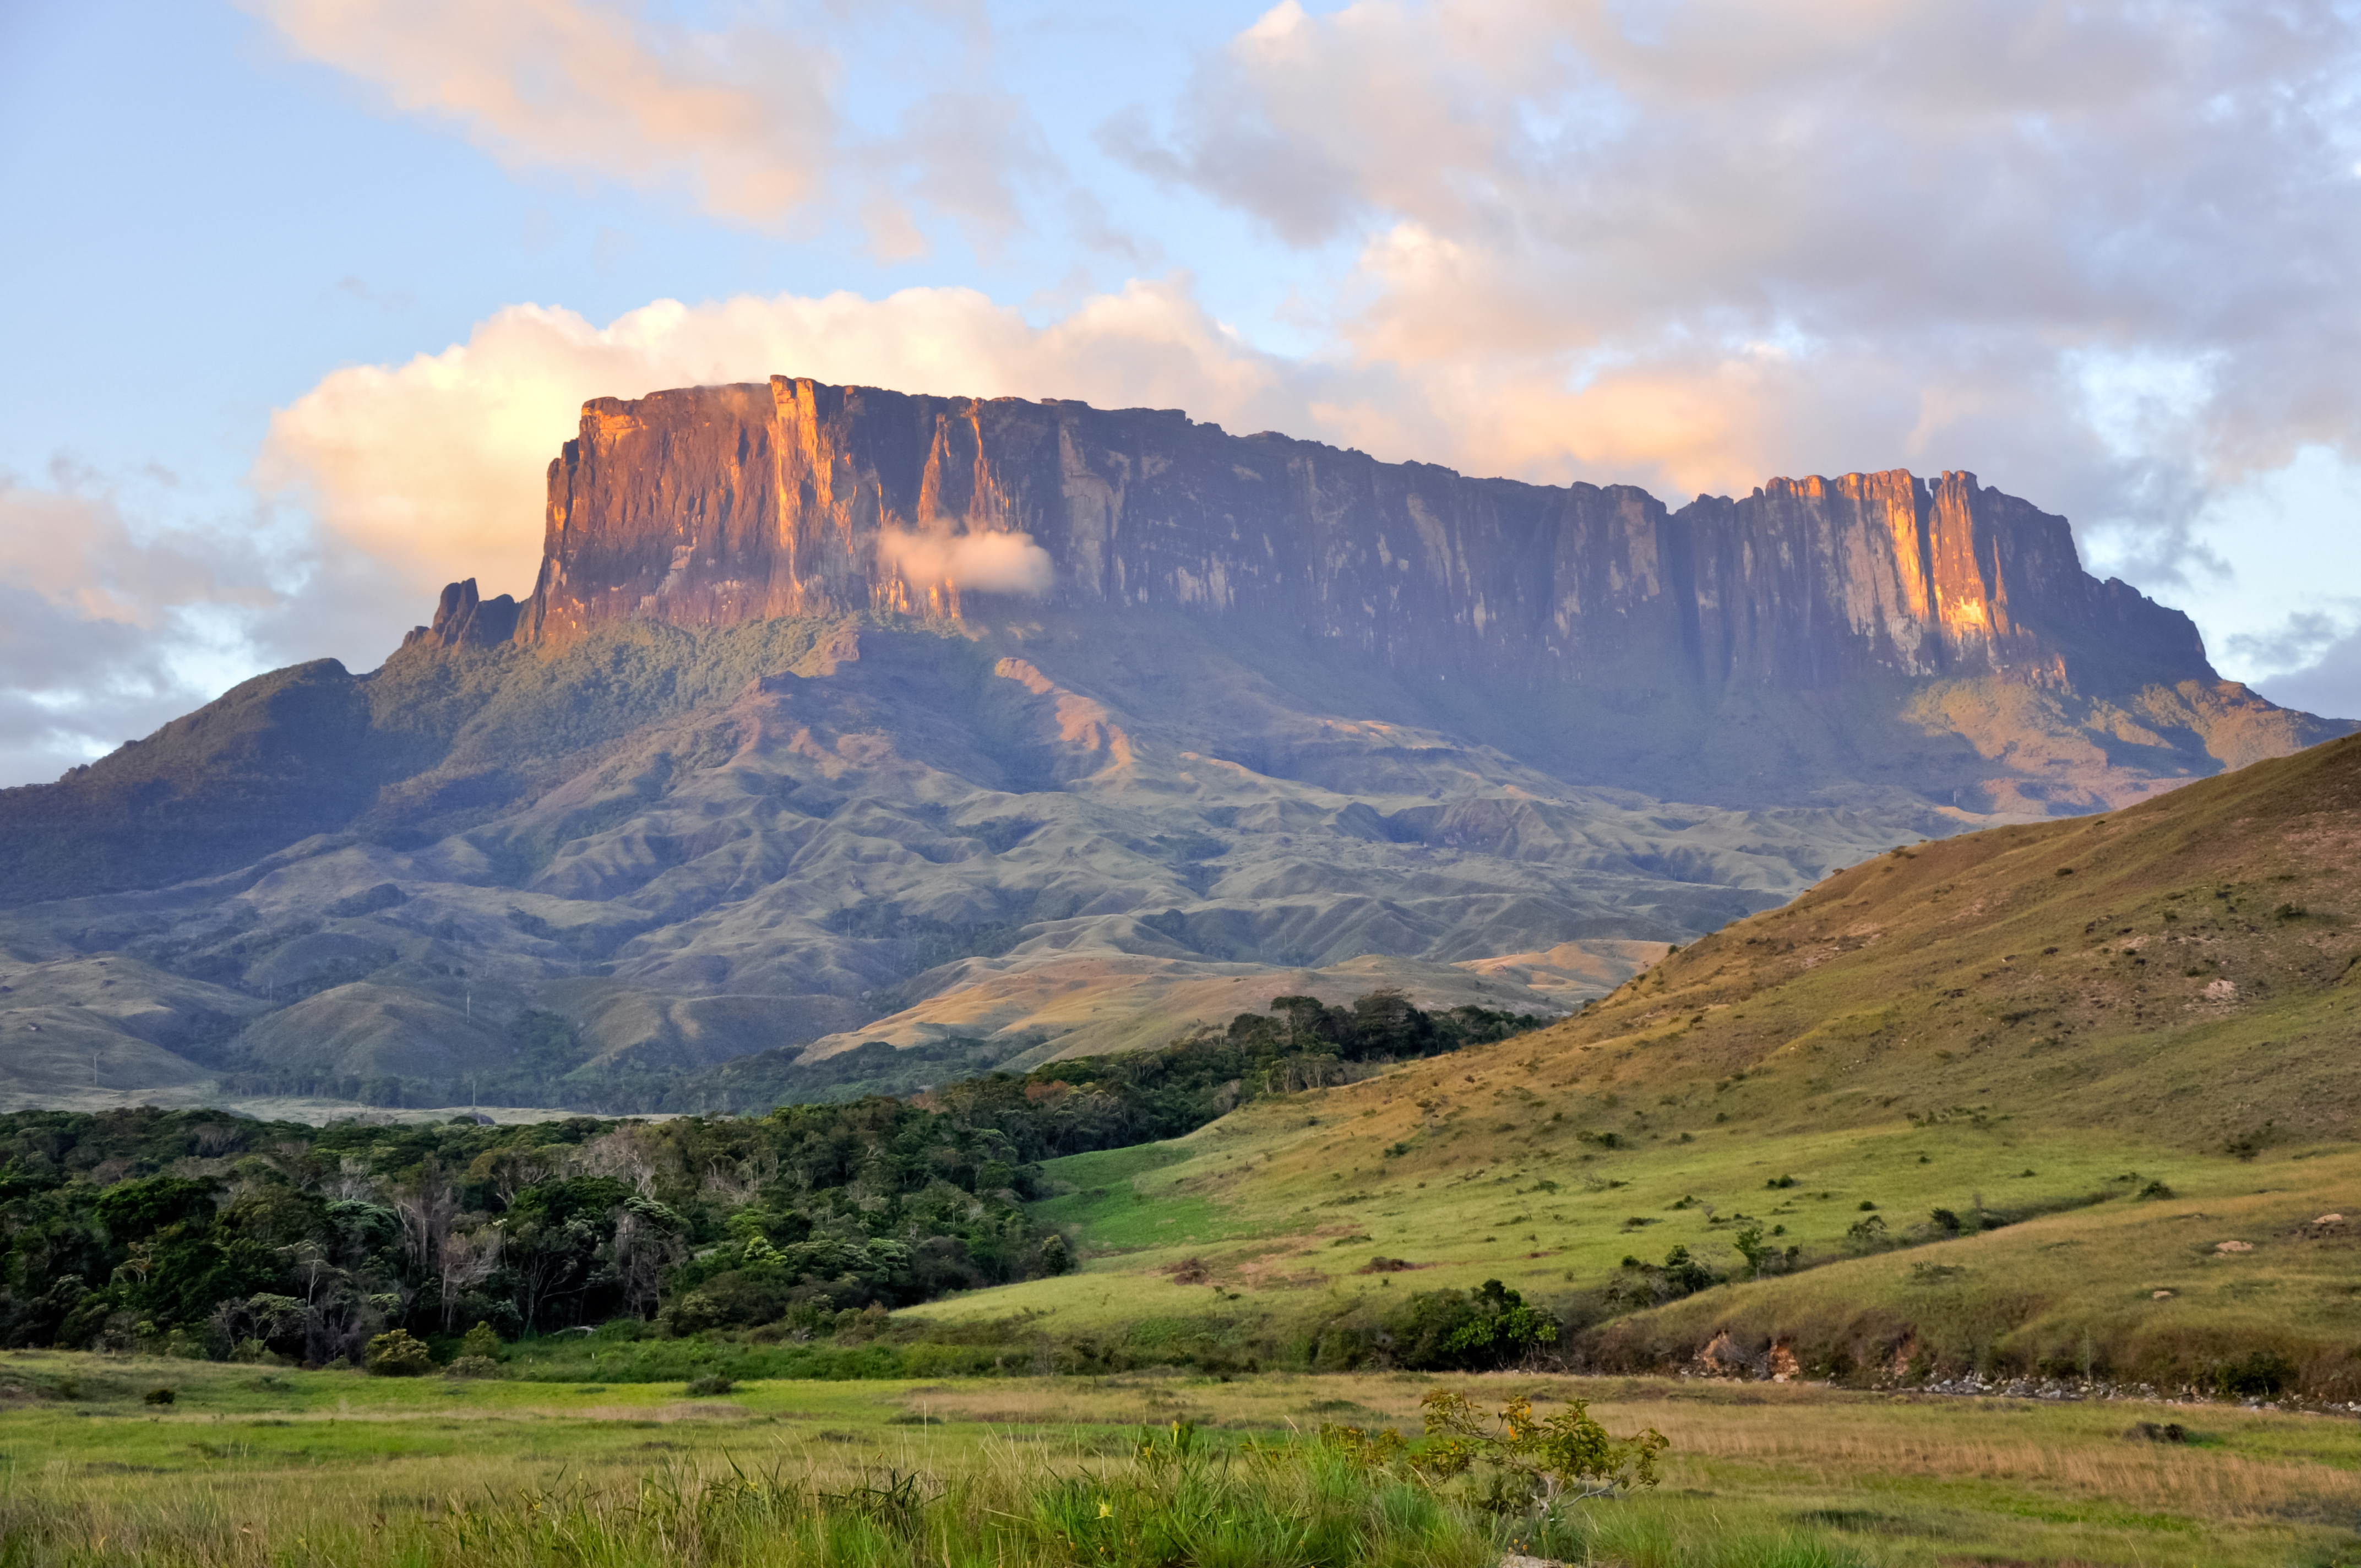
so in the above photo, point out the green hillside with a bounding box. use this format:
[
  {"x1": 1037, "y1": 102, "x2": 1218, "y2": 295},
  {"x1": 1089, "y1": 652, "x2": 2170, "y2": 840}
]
[
  {"x1": 0, "y1": 613, "x2": 1908, "y2": 1112},
  {"x1": 907, "y1": 732, "x2": 2361, "y2": 1397}
]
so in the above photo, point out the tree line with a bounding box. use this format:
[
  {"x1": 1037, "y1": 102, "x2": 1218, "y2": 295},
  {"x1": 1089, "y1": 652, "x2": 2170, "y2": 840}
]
[{"x1": 0, "y1": 993, "x2": 1544, "y2": 1362}]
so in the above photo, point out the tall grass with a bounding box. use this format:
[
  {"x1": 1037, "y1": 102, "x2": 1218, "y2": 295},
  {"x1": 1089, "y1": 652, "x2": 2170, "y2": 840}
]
[{"x1": 0, "y1": 1429, "x2": 1863, "y2": 1568}]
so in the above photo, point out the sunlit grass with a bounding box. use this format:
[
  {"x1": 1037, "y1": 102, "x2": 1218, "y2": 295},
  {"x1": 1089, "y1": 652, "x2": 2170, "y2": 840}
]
[{"x1": 7, "y1": 1354, "x2": 2361, "y2": 1565}]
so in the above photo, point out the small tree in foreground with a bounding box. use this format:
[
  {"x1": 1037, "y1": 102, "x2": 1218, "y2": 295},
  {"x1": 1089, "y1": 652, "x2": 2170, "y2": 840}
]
[{"x1": 1323, "y1": 1389, "x2": 1667, "y2": 1512}]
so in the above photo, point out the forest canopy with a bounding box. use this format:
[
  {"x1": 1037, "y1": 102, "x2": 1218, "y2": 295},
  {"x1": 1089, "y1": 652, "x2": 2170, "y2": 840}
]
[{"x1": 0, "y1": 994, "x2": 1543, "y2": 1363}]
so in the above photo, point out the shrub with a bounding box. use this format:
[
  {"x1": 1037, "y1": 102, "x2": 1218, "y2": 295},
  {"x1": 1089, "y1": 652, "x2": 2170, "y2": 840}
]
[
  {"x1": 445, "y1": 1355, "x2": 502, "y2": 1379},
  {"x1": 143, "y1": 1386, "x2": 176, "y2": 1406},
  {"x1": 685, "y1": 1373, "x2": 735, "y2": 1396},
  {"x1": 1766, "y1": 1174, "x2": 1798, "y2": 1189},
  {"x1": 363, "y1": 1329, "x2": 434, "y2": 1377},
  {"x1": 1607, "y1": 1245, "x2": 1723, "y2": 1306},
  {"x1": 1381, "y1": 1280, "x2": 1557, "y2": 1370},
  {"x1": 460, "y1": 1321, "x2": 502, "y2": 1360},
  {"x1": 1325, "y1": 1389, "x2": 1667, "y2": 1510},
  {"x1": 2217, "y1": 1351, "x2": 2297, "y2": 1398}
]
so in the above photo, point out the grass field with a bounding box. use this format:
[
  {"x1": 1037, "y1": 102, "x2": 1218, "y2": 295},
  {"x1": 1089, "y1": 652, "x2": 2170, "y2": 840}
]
[
  {"x1": 4, "y1": 1351, "x2": 2359, "y2": 1565},
  {"x1": 900, "y1": 737, "x2": 2361, "y2": 1400},
  {"x1": 909, "y1": 1084, "x2": 2361, "y2": 1402}
]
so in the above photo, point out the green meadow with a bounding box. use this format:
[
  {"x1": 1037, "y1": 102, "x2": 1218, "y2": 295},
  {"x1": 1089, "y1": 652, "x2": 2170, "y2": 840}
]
[{"x1": 6, "y1": 1351, "x2": 2361, "y2": 1566}]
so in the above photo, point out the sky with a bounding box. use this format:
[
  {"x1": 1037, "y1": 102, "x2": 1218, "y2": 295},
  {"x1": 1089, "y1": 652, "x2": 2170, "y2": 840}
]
[{"x1": 4, "y1": 0, "x2": 2361, "y2": 788}]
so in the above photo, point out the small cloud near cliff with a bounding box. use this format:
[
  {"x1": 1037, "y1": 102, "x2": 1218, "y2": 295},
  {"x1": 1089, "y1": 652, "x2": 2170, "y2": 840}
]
[
  {"x1": 251, "y1": 279, "x2": 1293, "y2": 624},
  {"x1": 878, "y1": 526, "x2": 1053, "y2": 596}
]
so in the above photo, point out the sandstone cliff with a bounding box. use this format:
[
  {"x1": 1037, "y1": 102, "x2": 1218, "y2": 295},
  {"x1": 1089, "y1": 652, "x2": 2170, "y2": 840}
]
[
  {"x1": 478, "y1": 377, "x2": 2336, "y2": 813},
  {"x1": 511, "y1": 379, "x2": 2201, "y2": 696}
]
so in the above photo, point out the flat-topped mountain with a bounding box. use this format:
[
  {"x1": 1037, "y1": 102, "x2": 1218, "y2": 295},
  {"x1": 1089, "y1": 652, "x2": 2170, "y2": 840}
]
[
  {"x1": 520, "y1": 379, "x2": 2182, "y2": 684},
  {"x1": 0, "y1": 379, "x2": 2344, "y2": 1114},
  {"x1": 499, "y1": 379, "x2": 2332, "y2": 811}
]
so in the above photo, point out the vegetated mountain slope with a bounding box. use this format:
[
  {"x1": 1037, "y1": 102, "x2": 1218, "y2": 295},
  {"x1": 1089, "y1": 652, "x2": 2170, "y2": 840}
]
[
  {"x1": 907, "y1": 731, "x2": 2361, "y2": 1395},
  {"x1": 4, "y1": 380, "x2": 2346, "y2": 916},
  {"x1": 1547, "y1": 728, "x2": 2361, "y2": 1150},
  {"x1": 0, "y1": 614, "x2": 1897, "y2": 1112}
]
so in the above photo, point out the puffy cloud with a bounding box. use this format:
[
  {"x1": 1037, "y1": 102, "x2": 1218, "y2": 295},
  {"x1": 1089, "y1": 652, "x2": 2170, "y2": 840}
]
[
  {"x1": 241, "y1": 0, "x2": 839, "y2": 225},
  {"x1": 238, "y1": 0, "x2": 1074, "y2": 257},
  {"x1": 2254, "y1": 629, "x2": 2361, "y2": 722},
  {"x1": 0, "y1": 469, "x2": 284, "y2": 785},
  {"x1": 878, "y1": 526, "x2": 1054, "y2": 596},
  {"x1": 252, "y1": 277, "x2": 1298, "y2": 643},
  {"x1": 1111, "y1": 1, "x2": 2361, "y2": 529}
]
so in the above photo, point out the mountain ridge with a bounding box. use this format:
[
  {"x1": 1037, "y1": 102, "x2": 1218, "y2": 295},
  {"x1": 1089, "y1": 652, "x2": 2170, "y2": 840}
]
[
  {"x1": 488, "y1": 378, "x2": 2343, "y2": 812},
  {"x1": 0, "y1": 377, "x2": 2346, "y2": 1114}
]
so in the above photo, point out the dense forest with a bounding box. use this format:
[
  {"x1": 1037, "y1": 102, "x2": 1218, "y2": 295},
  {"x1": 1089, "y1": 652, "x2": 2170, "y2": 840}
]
[{"x1": 0, "y1": 994, "x2": 1542, "y2": 1363}]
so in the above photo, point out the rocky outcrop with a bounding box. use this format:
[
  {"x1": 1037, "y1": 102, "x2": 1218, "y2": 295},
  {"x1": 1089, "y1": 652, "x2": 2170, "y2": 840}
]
[
  {"x1": 492, "y1": 378, "x2": 2213, "y2": 700},
  {"x1": 404, "y1": 578, "x2": 519, "y2": 650}
]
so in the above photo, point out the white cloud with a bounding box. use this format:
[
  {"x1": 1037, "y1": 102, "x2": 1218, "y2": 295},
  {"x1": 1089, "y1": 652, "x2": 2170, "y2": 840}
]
[
  {"x1": 252, "y1": 277, "x2": 1297, "y2": 643},
  {"x1": 26, "y1": 0, "x2": 2361, "y2": 785},
  {"x1": 2254, "y1": 629, "x2": 2361, "y2": 721},
  {"x1": 238, "y1": 0, "x2": 1077, "y2": 258},
  {"x1": 241, "y1": 0, "x2": 839, "y2": 226},
  {"x1": 0, "y1": 467, "x2": 285, "y2": 785},
  {"x1": 1110, "y1": 0, "x2": 2361, "y2": 526},
  {"x1": 878, "y1": 525, "x2": 1054, "y2": 596}
]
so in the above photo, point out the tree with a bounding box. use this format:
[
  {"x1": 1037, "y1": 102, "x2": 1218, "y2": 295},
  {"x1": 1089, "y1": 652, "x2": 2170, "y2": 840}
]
[
  {"x1": 1324, "y1": 1390, "x2": 1667, "y2": 1511},
  {"x1": 363, "y1": 1328, "x2": 433, "y2": 1376},
  {"x1": 1417, "y1": 1390, "x2": 1668, "y2": 1505}
]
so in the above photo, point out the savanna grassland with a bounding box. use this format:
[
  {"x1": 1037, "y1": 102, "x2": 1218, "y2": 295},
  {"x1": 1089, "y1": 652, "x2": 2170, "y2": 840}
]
[
  {"x1": 912, "y1": 734, "x2": 2361, "y2": 1400},
  {"x1": 9, "y1": 736, "x2": 2361, "y2": 1566},
  {"x1": 6, "y1": 1352, "x2": 2361, "y2": 1567}
]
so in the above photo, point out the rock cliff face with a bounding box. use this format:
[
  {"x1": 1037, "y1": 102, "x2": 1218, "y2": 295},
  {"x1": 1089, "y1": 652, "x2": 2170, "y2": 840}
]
[
  {"x1": 403, "y1": 578, "x2": 519, "y2": 650},
  {"x1": 508, "y1": 378, "x2": 2208, "y2": 699}
]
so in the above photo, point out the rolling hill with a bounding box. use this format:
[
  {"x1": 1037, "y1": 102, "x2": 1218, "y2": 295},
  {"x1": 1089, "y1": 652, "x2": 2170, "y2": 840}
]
[{"x1": 914, "y1": 728, "x2": 2361, "y2": 1397}]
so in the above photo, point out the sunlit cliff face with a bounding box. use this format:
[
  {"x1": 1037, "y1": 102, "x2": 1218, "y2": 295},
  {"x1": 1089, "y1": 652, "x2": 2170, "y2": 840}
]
[{"x1": 459, "y1": 377, "x2": 2211, "y2": 705}]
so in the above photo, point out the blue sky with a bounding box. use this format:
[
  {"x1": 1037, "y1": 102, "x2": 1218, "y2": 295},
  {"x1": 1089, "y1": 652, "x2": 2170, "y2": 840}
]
[{"x1": 4, "y1": 0, "x2": 2360, "y2": 786}]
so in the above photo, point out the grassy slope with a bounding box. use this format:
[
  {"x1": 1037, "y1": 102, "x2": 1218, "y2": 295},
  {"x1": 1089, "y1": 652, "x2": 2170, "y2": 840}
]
[
  {"x1": 920, "y1": 734, "x2": 2361, "y2": 1395},
  {"x1": 4, "y1": 1351, "x2": 2359, "y2": 1565}
]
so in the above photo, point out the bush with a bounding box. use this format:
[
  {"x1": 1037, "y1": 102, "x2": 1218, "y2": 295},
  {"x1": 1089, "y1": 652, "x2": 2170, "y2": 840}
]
[
  {"x1": 445, "y1": 1355, "x2": 502, "y2": 1379},
  {"x1": 684, "y1": 1373, "x2": 735, "y2": 1396},
  {"x1": 1382, "y1": 1280, "x2": 1557, "y2": 1370},
  {"x1": 363, "y1": 1329, "x2": 434, "y2": 1376},
  {"x1": 142, "y1": 1386, "x2": 175, "y2": 1406},
  {"x1": 460, "y1": 1320, "x2": 502, "y2": 1360},
  {"x1": 1324, "y1": 1388, "x2": 1667, "y2": 1510},
  {"x1": 1608, "y1": 1245, "x2": 1726, "y2": 1306}
]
